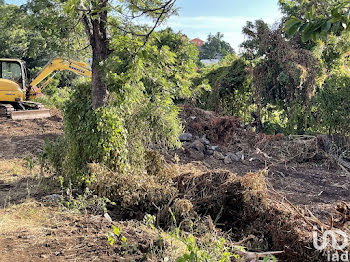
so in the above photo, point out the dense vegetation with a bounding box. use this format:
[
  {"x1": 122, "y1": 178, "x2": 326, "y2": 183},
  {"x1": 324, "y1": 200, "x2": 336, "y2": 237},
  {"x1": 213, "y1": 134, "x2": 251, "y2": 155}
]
[
  {"x1": 198, "y1": 32, "x2": 235, "y2": 60},
  {"x1": 194, "y1": 2, "x2": 350, "y2": 136},
  {"x1": 1, "y1": 0, "x2": 350, "y2": 260},
  {"x1": 1, "y1": 0, "x2": 349, "y2": 185}
]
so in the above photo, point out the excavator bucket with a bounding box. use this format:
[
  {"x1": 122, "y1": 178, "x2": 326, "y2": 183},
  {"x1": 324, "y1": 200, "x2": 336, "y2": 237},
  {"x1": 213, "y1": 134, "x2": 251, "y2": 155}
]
[{"x1": 10, "y1": 109, "x2": 51, "y2": 120}]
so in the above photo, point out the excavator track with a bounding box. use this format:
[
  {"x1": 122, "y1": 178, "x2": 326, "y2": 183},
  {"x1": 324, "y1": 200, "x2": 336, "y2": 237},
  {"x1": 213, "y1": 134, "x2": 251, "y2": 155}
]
[
  {"x1": 0, "y1": 103, "x2": 14, "y2": 118},
  {"x1": 0, "y1": 102, "x2": 50, "y2": 120}
]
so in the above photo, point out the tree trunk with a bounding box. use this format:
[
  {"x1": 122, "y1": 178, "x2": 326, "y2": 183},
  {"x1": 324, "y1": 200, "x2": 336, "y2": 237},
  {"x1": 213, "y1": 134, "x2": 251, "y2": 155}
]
[
  {"x1": 83, "y1": 0, "x2": 109, "y2": 109},
  {"x1": 254, "y1": 105, "x2": 264, "y2": 133},
  {"x1": 91, "y1": 35, "x2": 108, "y2": 109}
]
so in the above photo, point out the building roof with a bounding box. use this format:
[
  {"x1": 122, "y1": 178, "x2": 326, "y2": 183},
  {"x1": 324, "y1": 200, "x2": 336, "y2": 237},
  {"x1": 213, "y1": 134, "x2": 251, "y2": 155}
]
[{"x1": 190, "y1": 38, "x2": 205, "y2": 47}]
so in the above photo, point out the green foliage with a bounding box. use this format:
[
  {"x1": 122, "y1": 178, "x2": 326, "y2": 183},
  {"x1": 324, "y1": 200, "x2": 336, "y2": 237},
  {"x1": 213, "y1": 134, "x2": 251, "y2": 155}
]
[
  {"x1": 275, "y1": 1, "x2": 350, "y2": 135},
  {"x1": 241, "y1": 20, "x2": 324, "y2": 133},
  {"x1": 313, "y1": 67, "x2": 350, "y2": 135},
  {"x1": 314, "y1": 31, "x2": 350, "y2": 70},
  {"x1": 0, "y1": 0, "x2": 89, "y2": 70},
  {"x1": 194, "y1": 54, "x2": 253, "y2": 121},
  {"x1": 53, "y1": 82, "x2": 128, "y2": 184},
  {"x1": 0, "y1": 4, "x2": 28, "y2": 58},
  {"x1": 107, "y1": 225, "x2": 126, "y2": 246},
  {"x1": 199, "y1": 32, "x2": 234, "y2": 60},
  {"x1": 45, "y1": 29, "x2": 197, "y2": 187},
  {"x1": 34, "y1": 84, "x2": 72, "y2": 110},
  {"x1": 282, "y1": 0, "x2": 350, "y2": 41},
  {"x1": 62, "y1": 187, "x2": 115, "y2": 215},
  {"x1": 176, "y1": 233, "x2": 237, "y2": 262}
]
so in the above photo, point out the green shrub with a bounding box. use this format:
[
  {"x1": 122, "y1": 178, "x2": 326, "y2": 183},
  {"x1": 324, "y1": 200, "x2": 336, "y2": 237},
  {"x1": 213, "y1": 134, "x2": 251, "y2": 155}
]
[
  {"x1": 193, "y1": 55, "x2": 253, "y2": 122},
  {"x1": 43, "y1": 30, "x2": 196, "y2": 188},
  {"x1": 32, "y1": 71, "x2": 77, "y2": 110},
  {"x1": 313, "y1": 67, "x2": 350, "y2": 136},
  {"x1": 45, "y1": 82, "x2": 128, "y2": 184}
]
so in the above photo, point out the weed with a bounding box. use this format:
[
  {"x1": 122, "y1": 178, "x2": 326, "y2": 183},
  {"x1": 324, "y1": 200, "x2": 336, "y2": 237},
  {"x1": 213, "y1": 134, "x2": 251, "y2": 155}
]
[
  {"x1": 25, "y1": 156, "x2": 35, "y2": 177},
  {"x1": 60, "y1": 187, "x2": 115, "y2": 215}
]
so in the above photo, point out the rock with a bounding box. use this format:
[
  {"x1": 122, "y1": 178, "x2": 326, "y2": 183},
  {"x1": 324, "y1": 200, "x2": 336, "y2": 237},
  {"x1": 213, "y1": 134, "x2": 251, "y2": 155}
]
[
  {"x1": 18, "y1": 235, "x2": 35, "y2": 239},
  {"x1": 226, "y1": 152, "x2": 240, "y2": 162},
  {"x1": 182, "y1": 142, "x2": 191, "y2": 148},
  {"x1": 54, "y1": 251, "x2": 63, "y2": 256},
  {"x1": 188, "y1": 149, "x2": 205, "y2": 160},
  {"x1": 42, "y1": 194, "x2": 62, "y2": 203},
  {"x1": 208, "y1": 145, "x2": 221, "y2": 152},
  {"x1": 224, "y1": 155, "x2": 232, "y2": 164},
  {"x1": 104, "y1": 212, "x2": 112, "y2": 222},
  {"x1": 179, "y1": 133, "x2": 193, "y2": 142},
  {"x1": 199, "y1": 136, "x2": 210, "y2": 145},
  {"x1": 190, "y1": 140, "x2": 205, "y2": 152},
  {"x1": 236, "y1": 151, "x2": 245, "y2": 160},
  {"x1": 213, "y1": 151, "x2": 225, "y2": 160},
  {"x1": 206, "y1": 149, "x2": 214, "y2": 156}
]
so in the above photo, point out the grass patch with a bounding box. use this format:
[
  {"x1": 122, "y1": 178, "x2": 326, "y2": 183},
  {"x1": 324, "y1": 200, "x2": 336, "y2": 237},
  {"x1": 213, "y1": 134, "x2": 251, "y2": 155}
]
[{"x1": 0, "y1": 201, "x2": 51, "y2": 233}]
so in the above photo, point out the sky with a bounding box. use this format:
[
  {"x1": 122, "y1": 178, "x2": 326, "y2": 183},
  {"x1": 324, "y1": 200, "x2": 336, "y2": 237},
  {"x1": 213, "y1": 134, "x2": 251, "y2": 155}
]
[
  {"x1": 169, "y1": 0, "x2": 282, "y2": 52},
  {"x1": 5, "y1": 0, "x2": 282, "y2": 52}
]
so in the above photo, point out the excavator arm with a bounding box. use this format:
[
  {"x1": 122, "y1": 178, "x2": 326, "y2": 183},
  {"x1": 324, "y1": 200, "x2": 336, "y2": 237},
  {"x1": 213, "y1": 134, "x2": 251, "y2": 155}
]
[{"x1": 29, "y1": 58, "x2": 92, "y2": 94}]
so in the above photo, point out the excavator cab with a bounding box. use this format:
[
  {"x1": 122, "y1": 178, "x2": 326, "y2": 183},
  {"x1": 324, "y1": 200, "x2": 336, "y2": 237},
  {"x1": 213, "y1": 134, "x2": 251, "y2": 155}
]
[
  {"x1": 0, "y1": 60, "x2": 26, "y2": 88},
  {"x1": 0, "y1": 58, "x2": 49, "y2": 119},
  {"x1": 0, "y1": 59, "x2": 27, "y2": 103}
]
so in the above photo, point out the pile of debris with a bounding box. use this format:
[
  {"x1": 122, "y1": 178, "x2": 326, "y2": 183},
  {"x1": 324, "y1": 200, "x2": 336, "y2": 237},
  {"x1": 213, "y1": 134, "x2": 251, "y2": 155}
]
[
  {"x1": 179, "y1": 132, "x2": 244, "y2": 164},
  {"x1": 179, "y1": 105, "x2": 350, "y2": 171},
  {"x1": 169, "y1": 166, "x2": 350, "y2": 262}
]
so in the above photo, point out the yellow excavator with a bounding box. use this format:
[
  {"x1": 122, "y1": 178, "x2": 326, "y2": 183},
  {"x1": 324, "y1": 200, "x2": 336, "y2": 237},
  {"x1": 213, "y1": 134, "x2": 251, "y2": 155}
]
[{"x1": 0, "y1": 57, "x2": 92, "y2": 120}]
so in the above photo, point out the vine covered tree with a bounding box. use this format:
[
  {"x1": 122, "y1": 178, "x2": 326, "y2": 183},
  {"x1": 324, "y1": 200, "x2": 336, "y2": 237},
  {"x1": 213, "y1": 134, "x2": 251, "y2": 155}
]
[
  {"x1": 241, "y1": 20, "x2": 324, "y2": 133},
  {"x1": 64, "y1": 0, "x2": 177, "y2": 109}
]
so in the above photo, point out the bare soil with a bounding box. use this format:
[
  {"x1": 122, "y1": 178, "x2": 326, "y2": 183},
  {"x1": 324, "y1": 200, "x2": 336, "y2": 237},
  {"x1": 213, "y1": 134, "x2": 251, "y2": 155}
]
[
  {"x1": 0, "y1": 110, "x2": 63, "y2": 159},
  {"x1": 0, "y1": 107, "x2": 349, "y2": 261}
]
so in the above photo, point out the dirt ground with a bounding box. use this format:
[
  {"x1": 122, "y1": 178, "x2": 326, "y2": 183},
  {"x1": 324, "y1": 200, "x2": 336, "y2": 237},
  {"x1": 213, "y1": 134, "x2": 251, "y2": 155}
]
[
  {"x1": 0, "y1": 107, "x2": 350, "y2": 261},
  {"x1": 0, "y1": 109, "x2": 63, "y2": 159}
]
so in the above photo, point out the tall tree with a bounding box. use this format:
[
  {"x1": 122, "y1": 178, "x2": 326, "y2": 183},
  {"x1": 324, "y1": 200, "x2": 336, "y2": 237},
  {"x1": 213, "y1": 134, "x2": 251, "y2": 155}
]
[
  {"x1": 199, "y1": 32, "x2": 234, "y2": 60},
  {"x1": 241, "y1": 20, "x2": 324, "y2": 133},
  {"x1": 65, "y1": 0, "x2": 176, "y2": 109},
  {"x1": 0, "y1": 0, "x2": 88, "y2": 71}
]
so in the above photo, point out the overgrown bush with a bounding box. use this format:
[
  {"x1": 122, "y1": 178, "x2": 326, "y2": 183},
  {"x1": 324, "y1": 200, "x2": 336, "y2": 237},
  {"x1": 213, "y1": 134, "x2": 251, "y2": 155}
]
[
  {"x1": 43, "y1": 30, "x2": 197, "y2": 193},
  {"x1": 34, "y1": 85, "x2": 72, "y2": 109},
  {"x1": 313, "y1": 67, "x2": 350, "y2": 136},
  {"x1": 193, "y1": 55, "x2": 253, "y2": 122}
]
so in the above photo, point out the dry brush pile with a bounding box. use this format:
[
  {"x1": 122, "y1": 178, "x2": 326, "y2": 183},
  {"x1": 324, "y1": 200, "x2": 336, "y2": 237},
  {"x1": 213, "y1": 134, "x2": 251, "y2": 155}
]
[
  {"x1": 182, "y1": 105, "x2": 350, "y2": 171},
  {"x1": 53, "y1": 105, "x2": 350, "y2": 261},
  {"x1": 169, "y1": 166, "x2": 349, "y2": 262},
  {"x1": 88, "y1": 151, "x2": 349, "y2": 261}
]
